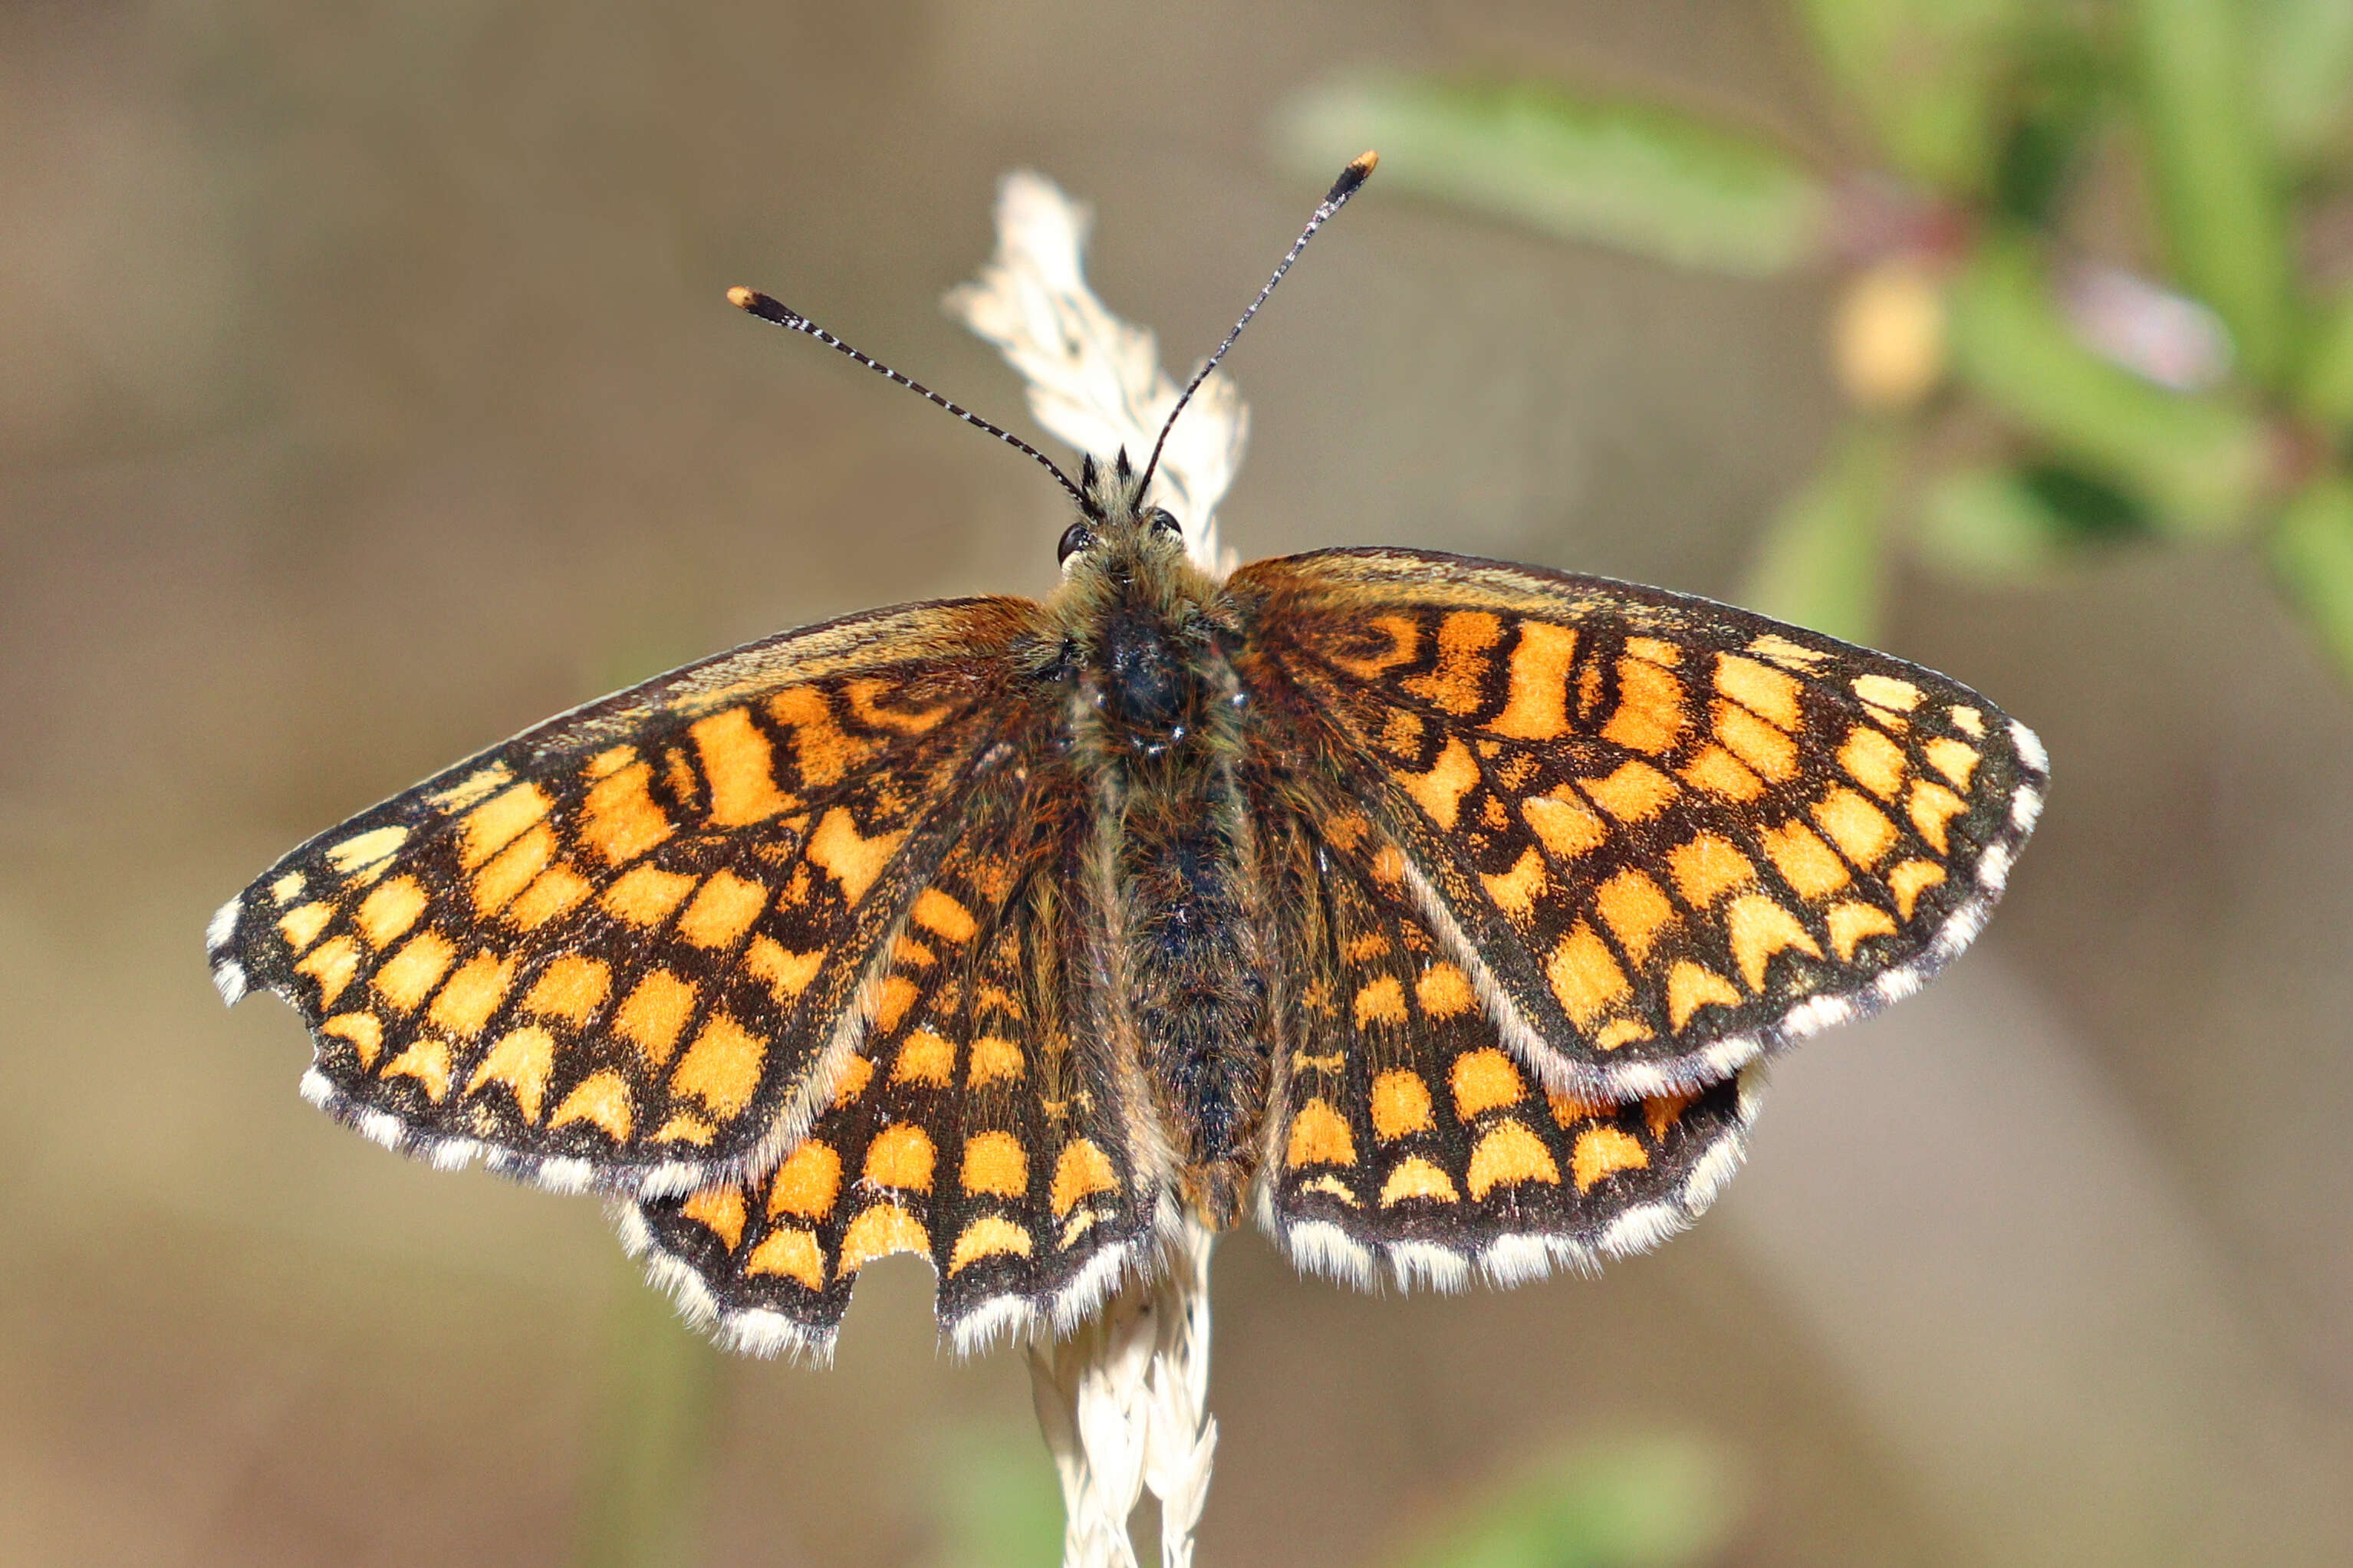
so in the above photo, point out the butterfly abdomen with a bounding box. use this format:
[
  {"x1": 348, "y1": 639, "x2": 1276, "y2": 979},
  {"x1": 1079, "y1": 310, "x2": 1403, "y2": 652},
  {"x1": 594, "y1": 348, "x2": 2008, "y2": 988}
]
[{"x1": 1115, "y1": 782, "x2": 1270, "y2": 1228}]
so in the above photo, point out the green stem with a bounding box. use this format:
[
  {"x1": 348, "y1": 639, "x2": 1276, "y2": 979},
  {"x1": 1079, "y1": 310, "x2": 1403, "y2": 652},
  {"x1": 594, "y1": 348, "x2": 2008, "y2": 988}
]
[
  {"x1": 2131, "y1": 0, "x2": 2296, "y2": 387},
  {"x1": 1947, "y1": 235, "x2": 2271, "y2": 537}
]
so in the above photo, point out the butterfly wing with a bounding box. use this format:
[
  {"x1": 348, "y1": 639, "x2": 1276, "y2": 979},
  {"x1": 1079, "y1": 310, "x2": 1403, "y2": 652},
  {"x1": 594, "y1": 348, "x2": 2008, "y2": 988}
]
[
  {"x1": 620, "y1": 752, "x2": 1173, "y2": 1358},
  {"x1": 208, "y1": 597, "x2": 1048, "y2": 1195},
  {"x1": 1246, "y1": 785, "x2": 1758, "y2": 1289},
  {"x1": 1232, "y1": 547, "x2": 2048, "y2": 1102}
]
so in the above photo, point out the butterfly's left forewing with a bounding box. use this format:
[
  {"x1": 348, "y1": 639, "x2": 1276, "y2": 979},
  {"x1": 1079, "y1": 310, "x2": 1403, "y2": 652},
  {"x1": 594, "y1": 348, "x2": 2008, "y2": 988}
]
[
  {"x1": 209, "y1": 597, "x2": 1045, "y2": 1195},
  {"x1": 1233, "y1": 547, "x2": 2047, "y2": 1103}
]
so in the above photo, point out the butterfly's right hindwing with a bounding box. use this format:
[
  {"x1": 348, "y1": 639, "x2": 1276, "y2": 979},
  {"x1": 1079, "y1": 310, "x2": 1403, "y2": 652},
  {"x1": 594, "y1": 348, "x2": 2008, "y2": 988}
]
[
  {"x1": 1246, "y1": 764, "x2": 1758, "y2": 1290},
  {"x1": 209, "y1": 597, "x2": 1046, "y2": 1196}
]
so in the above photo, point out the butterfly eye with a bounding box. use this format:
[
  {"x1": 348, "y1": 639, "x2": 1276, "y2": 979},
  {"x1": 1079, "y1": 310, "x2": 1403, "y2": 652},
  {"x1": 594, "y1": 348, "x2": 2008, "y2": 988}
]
[
  {"x1": 1147, "y1": 508, "x2": 1180, "y2": 535},
  {"x1": 1057, "y1": 522, "x2": 1095, "y2": 564}
]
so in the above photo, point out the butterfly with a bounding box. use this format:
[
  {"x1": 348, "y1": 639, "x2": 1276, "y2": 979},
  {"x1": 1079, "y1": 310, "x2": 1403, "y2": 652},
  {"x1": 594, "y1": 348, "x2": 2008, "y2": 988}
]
[{"x1": 208, "y1": 153, "x2": 2045, "y2": 1359}]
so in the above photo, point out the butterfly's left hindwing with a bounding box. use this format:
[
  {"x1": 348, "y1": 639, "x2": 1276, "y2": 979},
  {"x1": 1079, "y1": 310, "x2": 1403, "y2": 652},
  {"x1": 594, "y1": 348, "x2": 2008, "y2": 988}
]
[
  {"x1": 1233, "y1": 548, "x2": 2048, "y2": 1102},
  {"x1": 209, "y1": 597, "x2": 1045, "y2": 1195},
  {"x1": 623, "y1": 755, "x2": 1172, "y2": 1359}
]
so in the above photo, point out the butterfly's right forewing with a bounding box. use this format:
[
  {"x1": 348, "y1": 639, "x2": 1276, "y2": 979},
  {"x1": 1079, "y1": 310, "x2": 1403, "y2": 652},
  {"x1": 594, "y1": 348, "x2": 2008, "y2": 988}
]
[{"x1": 1233, "y1": 548, "x2": 2047, "y2": 1103}]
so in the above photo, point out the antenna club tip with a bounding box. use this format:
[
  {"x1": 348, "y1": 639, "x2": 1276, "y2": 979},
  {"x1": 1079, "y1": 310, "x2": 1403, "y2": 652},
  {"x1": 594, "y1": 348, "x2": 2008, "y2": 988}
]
[
  {"x1": 1329, "y1": 150, "x2": 1378, "y2": 203},
  {"x1": 726, "y1": 285, "x2": 760, "y2": 310}
]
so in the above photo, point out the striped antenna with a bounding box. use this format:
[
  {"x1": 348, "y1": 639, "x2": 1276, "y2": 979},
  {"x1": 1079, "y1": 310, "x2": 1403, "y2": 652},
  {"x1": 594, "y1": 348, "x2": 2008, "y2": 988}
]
[
  {"x1": 727, "y1": 286, "x2": 1087, "y2": 508},
  {"x1": 1137, "y1": 151, "x2": 1378, "y2": 501}
]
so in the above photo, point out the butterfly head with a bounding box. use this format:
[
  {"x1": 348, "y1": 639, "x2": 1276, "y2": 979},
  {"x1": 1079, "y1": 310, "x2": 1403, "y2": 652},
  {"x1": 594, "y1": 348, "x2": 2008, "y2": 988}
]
[
  {"x1": 1042, "y1": 449, "x2": 1235, "y2": 756},
  {"x1": 1056, "y1": 449, "x2": 1186, "y2": 576}
]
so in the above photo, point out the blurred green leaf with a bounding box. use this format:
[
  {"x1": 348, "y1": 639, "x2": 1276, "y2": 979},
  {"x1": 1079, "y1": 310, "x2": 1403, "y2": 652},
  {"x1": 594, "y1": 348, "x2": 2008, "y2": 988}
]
[
  {"x1": 2130, "y1": 0, "x2": 2297, "y2": 386},
  {"x1": 1275, "y1": 76, "x2": 1830, "y2": 275},
  {"x1": 1993, "y1": 27, "x2": 2114, "y2": 225},
  {"x1": 1919, "y1": 460, "x2": 2154, "y2": 579},
  {"x1": 1993, "y1": 99, "x2": 2087, "y2": 228},
  {"x1": 1393, "y1": 1434, "x2": 1739, "y2": 1568},
  {"x1": 2269, "y1": 472, "x2": 2353, "y2": 685},
  {"x1": 1947, "y1": 234, "x2": 2271, "y2": 534},
  {"x1": 573, "y1": 1263, "x2": 720, "y2": 1568},
  {"x1": 2252, "y1": 0, "x2": 2353, "y2": 165},
  {"x1": 2020, "y1": 461, "x2": 2158, "y2": 538},
  {"x1": 1743, "y1": 422, "x2": 1904, "y2": 646},
  {"x1": 927, "y1": 1424, "x2": 1067, "y2": 1568},
  {"x1": 2295, "y1": 283, "x2": 2353, "y2": 432},
  {"x1": 1798, "y1": 0, "x2": 2028, "y2": 192}
]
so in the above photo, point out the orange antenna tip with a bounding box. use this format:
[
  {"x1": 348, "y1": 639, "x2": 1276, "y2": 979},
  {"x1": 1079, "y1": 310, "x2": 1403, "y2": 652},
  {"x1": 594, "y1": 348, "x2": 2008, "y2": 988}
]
[
  {"x1": 1328, "y1": 151, "x2": 1377, "y2": 204},
  {"x1": 726, "y1": 285, "x2": 759, "y2": 310}
]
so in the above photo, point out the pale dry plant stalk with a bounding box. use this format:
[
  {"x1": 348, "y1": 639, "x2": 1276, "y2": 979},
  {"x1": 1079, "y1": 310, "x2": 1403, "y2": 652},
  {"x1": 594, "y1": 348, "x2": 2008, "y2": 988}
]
[
  {"x1": 1023, "y1": 1222, "x2": 1218, "y2": 1568},
  {"x1": 943, "y1": 171, "x2": 1236, "y2": 1568},
  {"x1": 945, "y1": 170, "x2": 1248, "y2": 578}
]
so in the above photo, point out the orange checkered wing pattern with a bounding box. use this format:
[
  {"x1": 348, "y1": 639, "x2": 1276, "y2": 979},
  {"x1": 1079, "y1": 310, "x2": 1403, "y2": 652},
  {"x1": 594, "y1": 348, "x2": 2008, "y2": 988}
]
[
  {"x1": 620, "y1": 757, "x2": 1170, "y2": 1359},
  {"x1": 1232, "y1": 547, "x2": 2048, "y2": 1105},
  {"x1": 206, "y1": 597, "x2": 1049, "y2": 1196},
  {"x1": 1246, "y1": 786, "x2": 1757, "y2": 1288}
]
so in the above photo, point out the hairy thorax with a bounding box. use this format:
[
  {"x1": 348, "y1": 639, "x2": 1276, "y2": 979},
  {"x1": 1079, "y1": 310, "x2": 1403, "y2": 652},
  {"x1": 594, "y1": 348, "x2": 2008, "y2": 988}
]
[{"x1": 1045, "y1": 521, "x2": 1271, "y2": 1228}]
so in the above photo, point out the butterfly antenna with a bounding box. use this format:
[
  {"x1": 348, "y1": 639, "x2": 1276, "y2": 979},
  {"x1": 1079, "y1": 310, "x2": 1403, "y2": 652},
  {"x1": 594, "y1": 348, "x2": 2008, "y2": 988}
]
[
  {"x1": 1137, "y1": 150, "x2": 1378, "y2": 500},
  {"x1": 726, "y1": 287, "x2": 1087, "y2": 508}
]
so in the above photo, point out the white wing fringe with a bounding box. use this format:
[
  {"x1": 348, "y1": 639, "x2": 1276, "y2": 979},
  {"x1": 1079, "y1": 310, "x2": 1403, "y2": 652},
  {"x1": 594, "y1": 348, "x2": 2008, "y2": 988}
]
[{"x1": 944, "y1": 170, "x2": 1248, "y2": 577}]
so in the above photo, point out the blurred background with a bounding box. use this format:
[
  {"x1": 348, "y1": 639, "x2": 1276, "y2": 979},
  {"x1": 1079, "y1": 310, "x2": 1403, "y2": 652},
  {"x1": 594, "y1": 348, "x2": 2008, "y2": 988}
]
[{"x1": 6, "y1": 1, "x2": 2353, "y2": 1563}]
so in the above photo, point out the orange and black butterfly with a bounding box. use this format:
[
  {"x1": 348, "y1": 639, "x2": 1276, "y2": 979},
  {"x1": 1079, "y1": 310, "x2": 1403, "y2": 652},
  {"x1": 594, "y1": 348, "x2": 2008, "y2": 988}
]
[{"x1": 208, "y1": 155, "x2": 2044, "y2": 1358}]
